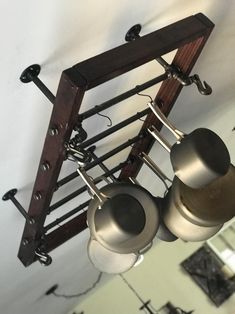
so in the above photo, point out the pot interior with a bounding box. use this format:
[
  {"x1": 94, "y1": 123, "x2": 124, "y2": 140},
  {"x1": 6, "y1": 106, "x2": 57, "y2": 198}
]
[{"x1": 94, "y1": 194, "x2": 146, "y2": 245}]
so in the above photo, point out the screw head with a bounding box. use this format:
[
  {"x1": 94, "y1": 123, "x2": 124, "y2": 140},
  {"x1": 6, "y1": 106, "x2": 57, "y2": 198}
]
[
  {"x1": 33, "y1": 191, "x2": 42, "y2": 201},
  {"x1": 29, "y1": 217, "x2": 35, "y2": 224},
  {"x1": 40, "y1": 161, "x2": 51, "y2": 172},
  {"x1": 22, "y1": 239, "x2": 29, "y2": 246},
  {"x1": 48, "y1": 127, "x2": 59, "y2": 136}
]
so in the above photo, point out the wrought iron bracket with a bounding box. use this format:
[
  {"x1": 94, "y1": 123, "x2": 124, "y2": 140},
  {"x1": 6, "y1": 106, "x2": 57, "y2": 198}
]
[
  {"x1": 2, "y1": 189, "x2": 35, "y2": 225},
  {"x1": 20, "y1": 64, "x2": 56, "y2": 104}
]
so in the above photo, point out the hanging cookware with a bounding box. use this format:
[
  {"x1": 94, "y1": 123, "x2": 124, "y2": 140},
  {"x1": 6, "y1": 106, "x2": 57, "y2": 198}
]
[
  {"x1": 173, "y1": 164, "x2": 235, "y2": 226},
  {"x1": 139, "y1": 152, "x2": 224, "y2": 241},
  {"x1": 162, "y1": 192, "x2": 223, "y2": 242},
  {"x1": 148, "y1": 101, "x2": 230, "y2": 189},
  {"x1": 154, "y1": 197, "x2": 178, "y2": 242},
  {"x1": 77, "y1": 167, "x2": 160, "y2": 254},
  {"x1": 139, "y1": 152, "x2": 177, "y2": 242},
  {"x1": 87, "y1": 238, "x2": 139, "y2": 274}
]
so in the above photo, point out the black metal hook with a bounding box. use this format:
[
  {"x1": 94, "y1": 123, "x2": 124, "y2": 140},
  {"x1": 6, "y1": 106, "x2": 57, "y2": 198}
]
[
  {"x1": 66, "y1": 144, "x2": 92, "y2": 166},
  {"x1": 35, "y1": 248, "x2": 52, "y2": 266},
  {"x1": 125, "y1": 25, "x2": 212, "y2": 96},
  {"x1": 175, "y1": 73, "x2": 212, "y2": 95},
  {"x1": 191, "y1": 74, "x2": 212, "y2": 95},
  {"x1": 97, "y1": 112, "x2": 113, "y2": 127}
]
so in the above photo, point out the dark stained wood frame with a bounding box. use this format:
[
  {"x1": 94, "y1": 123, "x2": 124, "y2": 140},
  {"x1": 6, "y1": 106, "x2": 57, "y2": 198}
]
[{"x1": 18, "y1": 13, "x2": 214, "y2": 266}]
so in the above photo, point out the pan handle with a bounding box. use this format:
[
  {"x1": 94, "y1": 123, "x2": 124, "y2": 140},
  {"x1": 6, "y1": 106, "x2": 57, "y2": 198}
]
[
  {"x1": 139, "y1": 152, "x2": 172, "y2": 184},
  {"x1": 77, "y1": 167, "x2": 108, "y2": 205},
  {"x1": 148, "y1": 125, "x2": 172, "y2": 153},
  {"x1": 129, "y1": 177, "x2": 141, "y2": 185},
  {"x1": 139, "y1": 152, "x2": 172, "y2": 194},
  {"x1": 148, "y1": 101, "x2": 184, "y2": 141}
]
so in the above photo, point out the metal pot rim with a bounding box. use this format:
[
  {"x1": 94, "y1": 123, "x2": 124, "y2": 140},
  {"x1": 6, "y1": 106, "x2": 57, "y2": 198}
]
[
  {"x1": 87, "y1": 182, "x2": 159, "y2": 254},
  {"x1": 87, "y1": 238, "x2": 138, "y2": 274}
]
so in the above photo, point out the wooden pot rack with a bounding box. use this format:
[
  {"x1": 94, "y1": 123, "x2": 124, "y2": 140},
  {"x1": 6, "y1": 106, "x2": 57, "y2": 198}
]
[{"x1": 3, "y1": 13, "x2": 214, "y2": 266}]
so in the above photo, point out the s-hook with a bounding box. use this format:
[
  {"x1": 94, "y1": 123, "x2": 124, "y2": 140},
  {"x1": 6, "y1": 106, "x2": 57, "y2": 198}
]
[
  {"x1": 35, "y1": 248, "x2": 52, "y2": 266},
  {"x1": 65, "y1": 143, "x2": 92, "y2": 167},
  {"x1": 125, "y1": 24, "x2": 212, "y2": 96}
]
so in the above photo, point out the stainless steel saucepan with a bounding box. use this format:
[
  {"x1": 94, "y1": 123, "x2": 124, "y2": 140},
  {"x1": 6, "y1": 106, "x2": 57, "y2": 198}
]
[
  {"x1": 163, "y1": 193, "x2": 223, "y2": 242},
  {"x1": 173, "y1": 164, "x2": 235, "y2": 226},
  {"x1": 77, "y1": 167, "x2": 160, "y2": 254},
  {"x1": 148, "y1": 101, "x2": 230, "y2": 189},
  {"x1": 139, "y1": 153, "x2": 224, "y2": 242}
]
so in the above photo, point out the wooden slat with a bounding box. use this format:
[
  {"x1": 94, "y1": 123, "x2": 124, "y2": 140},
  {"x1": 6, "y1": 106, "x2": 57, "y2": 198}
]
[
  {"x1": 18, "y1": 72, "x2": 87, "y2": 266},
  {"x1": 70, "y1": 13, "x2": 214, "y2": 89}
]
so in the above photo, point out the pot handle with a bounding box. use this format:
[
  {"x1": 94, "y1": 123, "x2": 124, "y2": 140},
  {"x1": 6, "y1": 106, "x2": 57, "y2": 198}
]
[
  {"x1": 139, "y1": 152, "x2": 172, "y2": 184},
  {"x1": 129, "y1": 177, "x2": 140, "y2": 185},
  {"x1": 77, "y1": 167, "x2": 108, "y2": 205},
  {"x1": 148, "y1": 125, "x2": 172, "y2": 153},
  {"x1": 148, "y1": 101, "x2": 184, "y2": 141}
]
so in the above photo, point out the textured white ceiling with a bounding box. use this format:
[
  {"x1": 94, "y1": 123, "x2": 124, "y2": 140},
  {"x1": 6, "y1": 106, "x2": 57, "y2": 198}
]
[{"x1": 1, "y1": 1, "x2": 235, "y2": 314}]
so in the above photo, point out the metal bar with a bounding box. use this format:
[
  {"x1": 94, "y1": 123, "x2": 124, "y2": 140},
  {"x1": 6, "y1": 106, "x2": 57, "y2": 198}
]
[
  {"x1": 79, "y1": 108, "x2": 150, "y2": 149},
  {"x1": 46, "y1": 211, "x2": 88, "y2": 253},
  {"x1": 79, "y1": 74, "x2": 167, "y2": 120},
  {"x1": 11, "y1": 197, "x2": 34, "y2": 224},
  {"x1": 44, "y1": 201, "x2": 90, "y2": 232},
  {"x1": 48, "y1": 162, "x2": 126, "y2": 213},
  {"x1": 2, "y1": 189, "x2": 35, "y2": 224},
  {"x1": 31, "y1": 76, "x2": 56, "y2": 104},
  {"x1": 57, "y1": 134, "x2": 142, "y2": 187},
  {"x1": 87, "y1": 148, "x2": 116, "y2": 182}
]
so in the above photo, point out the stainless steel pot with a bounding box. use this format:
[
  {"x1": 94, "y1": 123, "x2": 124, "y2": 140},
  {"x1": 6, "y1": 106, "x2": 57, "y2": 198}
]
[
  {"x1": 139, "y1": 153, "x2": 224, "y2": 242},
  {"x1": 87, "y1": 182, "x2": 159, "y2": 254},
  {"x1": 154, "y1": 197, "x2": 178, "y2": 242},
  {"x1": 77, "y1": 168, "x2": 160, "y2": 254},
  {"x1": 175, "y1": 164, "x2": 235, "y2": 226},
  {"x1": 148, "y1": 101, "x2": 230, "y2": 189},
  {"x1": 162, "y1": 193, "x2": 223, "y2": 242}
]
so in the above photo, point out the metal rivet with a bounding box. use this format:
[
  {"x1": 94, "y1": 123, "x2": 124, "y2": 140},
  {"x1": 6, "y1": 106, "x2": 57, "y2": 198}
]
[
  {"x1": 34, "y1": 192, "x2": 42, "y2": 200},
  {"x1": 29, "y1": 217, "x2": 35, "y2": 224},
  {"x1": 22, "y1": 239, "x2": 29, "y2": 246},
  {"x1": 48, "y1": 127, "x2": 59, "y2": 136},
  {"x1": 40, "y1": 161, "x2": 51, "y2": 172}
]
